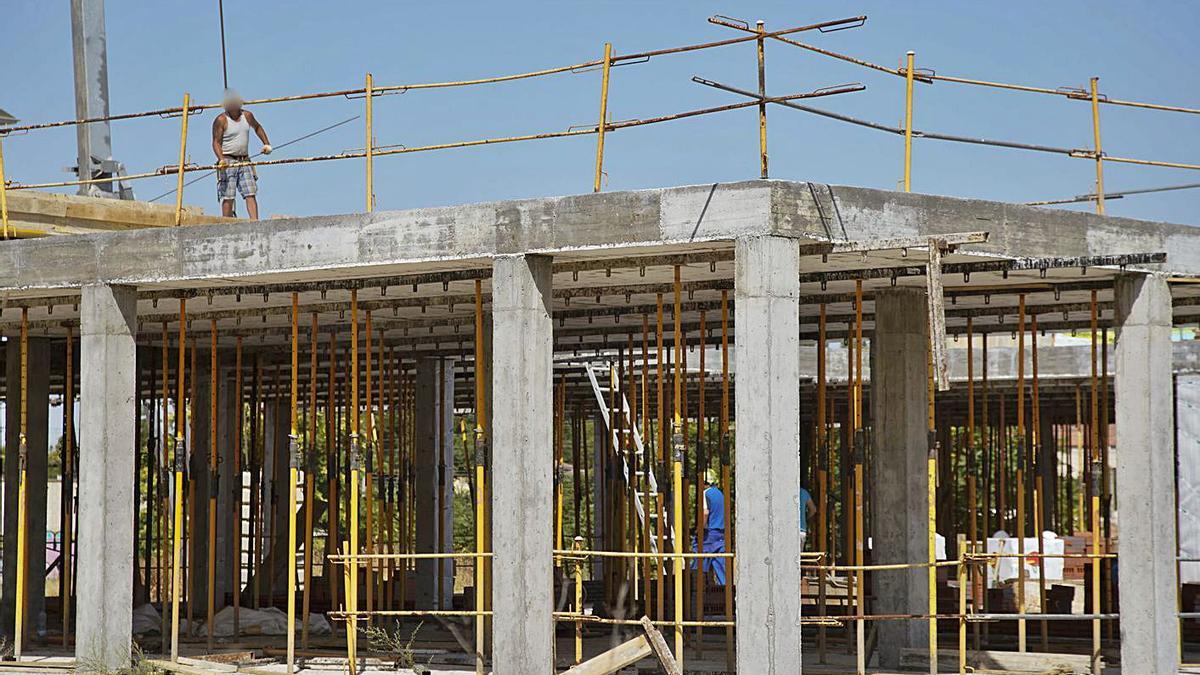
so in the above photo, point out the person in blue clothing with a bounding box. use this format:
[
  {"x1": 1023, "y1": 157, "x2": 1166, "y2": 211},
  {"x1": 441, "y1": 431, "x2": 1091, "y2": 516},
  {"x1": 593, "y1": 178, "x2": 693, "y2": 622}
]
[
  {"x1": 697, "y1": 470, "x2": 727, "y2": 586},
  {"x1": 799, "y1": 483, "x2": 817, "y2": 552}
]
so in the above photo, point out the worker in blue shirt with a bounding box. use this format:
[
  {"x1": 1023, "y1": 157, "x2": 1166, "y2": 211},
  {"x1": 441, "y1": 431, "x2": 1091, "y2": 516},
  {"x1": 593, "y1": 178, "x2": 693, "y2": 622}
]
[
  {"x1": 799, "y1": 483, "x2": 817, "y2": 552},
  {"x1": 697, "y1": 470, "x2": 727, "y2": 585}
]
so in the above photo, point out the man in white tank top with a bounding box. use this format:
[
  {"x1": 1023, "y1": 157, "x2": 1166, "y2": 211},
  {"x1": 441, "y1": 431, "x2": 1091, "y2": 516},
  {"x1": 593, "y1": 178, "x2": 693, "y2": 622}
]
[{"x1": 211, "y1": 89, "x2": 272, "y2": 219}]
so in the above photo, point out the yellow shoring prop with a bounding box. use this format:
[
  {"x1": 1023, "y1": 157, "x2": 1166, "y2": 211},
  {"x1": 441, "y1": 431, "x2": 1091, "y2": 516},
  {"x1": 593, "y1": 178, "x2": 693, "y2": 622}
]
[
  {"x1": 473, "y1": 278, "x2": 488, "y2": 674},
  {"x1": 1089, "y1": 291, "x2": 1102, "y2": 674},
  {"x1": 1032, "y1": 314, "x2": 1049, "y2": 651},
  {"x1": 854, "y1": 280, "x2": 866, "y2": 675},
  {"x1": 655, "y1": 292, "x2": 666, "y2": 622},
  {"x1": 233, "y1": 336, "x2": 243, "y2": 637},
  {"x1": 903, "y1": 51, "x2": 915, "y2": 192},
  {"x1": 966, "y1": 317, "x2": 980, "y2": 651},
  {"x1": 14, "y1": 309, "x2": 29, "y2": 659},
  {"x1": 62, "y1": 326, "x2": 74, "y2": 646},
  {"x1": 285, "y1": 294, "x2": 300, "y2": 673},
  {"x1": 207, "y1": 320, "x2": 219, "y2": 651},
  {"x1": 173, "y1": 93, "x2": 190, "y2": 226},
  {"x1": 720, "y1": 290, "x2": 734, "y2": 673},
  {"x1": 1016, "y1": 294, "x2": 1027, "y2": 652},
  {"x1": 302, "y1": 313, "x2": 318, "y2": 648},
  {"x1": 817, "y1": 303, "x2": 828, "y2": 665},
  {"x1": 365, "y1": 312, "x2": 376, "y2": 619},
  {"x1": 347, "y1": 290, "x2": 360, "y2": 674},
  {"x1": 757, "y1": 20, "x2": 769, "y2": 178},
  {"x1": 169, "y1": 300, "x2": 187, "y2": 662},
  {"x1": 672, "y1": 265, "x2": 685, "y2": 667},
  {"x1": 593, "y1": 42, "x2": 612, "y2": 192},
  {"x1": 573, "y1": 536, "x2": 584, "y2": 664}
]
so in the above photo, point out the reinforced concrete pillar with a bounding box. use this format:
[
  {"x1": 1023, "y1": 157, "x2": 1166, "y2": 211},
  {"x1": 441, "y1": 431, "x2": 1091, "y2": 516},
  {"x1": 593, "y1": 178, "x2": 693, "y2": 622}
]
[
  {"x1": 1114, "y1": 273, "x2": 1178, "y2": 673},
  {"x1": 732, "y1": 235, "x2": 802, "y2": 674},
  {"x1": 1178, "y1": 374, "x2": 1200, "y2": 585},
  {"x1": 870, "y1": 286, "x2": 931, "y2": 669},
  {"x1": 414, "y1": 356, "x2": 455, "y2": 609},
  {"x1": 3, "y1": 337, "x2": 50, "y2": 644},
  {"x1": 490, "y1": 254, "x2": 554, "y2": 675},
  {"x1": 75, "y1": 284, "x2": 137, "y2": 670}
]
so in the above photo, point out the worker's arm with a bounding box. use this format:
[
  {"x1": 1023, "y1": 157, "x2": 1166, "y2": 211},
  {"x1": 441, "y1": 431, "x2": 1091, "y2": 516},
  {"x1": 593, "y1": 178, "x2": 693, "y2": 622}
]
[
  {"x1": 246, "y1": 110, "x2": 272, "y2": 152},
  {"x1": 806, "y1": 497, "x2": 818, "y2": 519},
  {"x1": 211, "y1": 115, "x2": 226, "y2": 162}
]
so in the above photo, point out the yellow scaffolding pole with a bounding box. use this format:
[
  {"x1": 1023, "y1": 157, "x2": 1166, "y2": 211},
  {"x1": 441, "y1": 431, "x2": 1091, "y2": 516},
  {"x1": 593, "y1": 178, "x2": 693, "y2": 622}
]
[
  {"x1": 1089, "y1": 291, "x2": 1102, "y2": 674},
  {"x1": 173, "y1": 93, "x2": 191, "y2": 226},
  {"x1": 13, "y1": 309, "x2": 29, "y2": 659},
  {"x1": 756, "y1": 20, "x2": 768, "y2": 178},
  {"x1": 365, "y1": 73, "x2": 375, "y2": 212},
  {"x1": 593, "y1": 42, "x2": 613, "y2": 193},
  {"x1": 347, "y1": 289, "x2": 360, "y2": 674},
  {"x1": 473, "y1": 278, "x2": 488, "y2": 675},
  {"x1": 286, "y1": 293, "x2": 300, "y2": 673},
  {"x1": 854, "y1": 279, "x2": 866, "y2": 675},
  {"x1": 672, "y1": 265, "x2": 685, "y2": 668},
  {"x1": 169, "y1": 300, "x2": 187, "y2": 662},
  {"x1": 903, "y1": 51, "x2": 915, "y2": 191},
  {"x1": 1089, "y1": 77, "x2": 1106, "y2": 215},
  {"x1": 0, "y1": 136, "x2": 9, "y2": 239}
]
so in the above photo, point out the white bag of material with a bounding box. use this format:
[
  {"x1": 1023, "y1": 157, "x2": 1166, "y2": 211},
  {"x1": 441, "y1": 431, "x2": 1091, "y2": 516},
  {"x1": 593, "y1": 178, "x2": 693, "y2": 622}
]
[
  {"x1": 200, "y1": 606, "x2": 332, "y2": 637},
  {"x1": 986, "y1": 531, "x2": 1065, "y2": 587},
  {"x1": 132, "y1": 603, "x2": 162, "y2": 635}
]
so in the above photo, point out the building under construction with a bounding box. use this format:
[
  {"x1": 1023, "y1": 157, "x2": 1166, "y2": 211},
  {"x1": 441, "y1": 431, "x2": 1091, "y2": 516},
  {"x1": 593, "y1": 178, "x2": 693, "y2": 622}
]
[{"x1": 2, "y1": 6, "x2": 1200, "y2": 675}]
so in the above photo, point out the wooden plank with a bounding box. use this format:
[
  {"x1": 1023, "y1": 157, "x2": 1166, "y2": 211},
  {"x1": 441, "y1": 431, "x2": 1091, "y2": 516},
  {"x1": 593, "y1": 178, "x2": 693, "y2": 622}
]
[
  {"x1": 562, "y1": 635, "x2": 653, "y2": 675},
  {"x1": 926, "y1": 237, "x2": 950, "y2": 391},
  {"x1": 900, "y1": 647, "x2": 1099, "y2": 673},
  {"x1": 639, "y1": 616, "x2": 681, "y2": 675},
  {"x1": 145, "y1": 659, "x2": 230, "y2": 674},
  {"x1": 178, "y1": 655, "x2": 238, "y2": 672}
]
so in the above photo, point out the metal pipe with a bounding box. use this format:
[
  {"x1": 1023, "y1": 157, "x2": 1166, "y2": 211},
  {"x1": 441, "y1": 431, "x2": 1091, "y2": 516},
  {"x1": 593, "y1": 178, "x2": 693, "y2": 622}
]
[
  {"x1": 757, "y1": 21, "x2": 768, "y2": 178},
  {"x1": 365, "y1": 73, "x2": 374, "y2": 212},
  {"x1": 347, "y1": 289, "x2": 360, "y2": 674},
  {"x1": 593, "y1": 42, "x2": 612, "y2": 192},
  {"x1": 286, "y1": 293, "x2": 300, "y2": 673},
  {"x1": 1090, "y1": 78, "x2": 1106, "y2": 214},
  {"x1": 169, "y1": 299, "x2": 186, "y2": 661},
  {"x1": 672, "y1": 265, "x2": 685, "y2": 667},
  {"x1": 0, "y1": 137, "x2": 9, "y2": 239},
  {"x1": 473, "y1": 278, "x2": 487, "y2": 675},
  {"x1": 13, "y1": 309, "x2": 29, "y2": 659},
  {"x1": 173, "y1": 93, "x2": 190, "y2": 226},
  {"x1": 904, "y1": 51, "x2": 915, "y2": 192},
  {"x1": 207, "y1": 319, "x2": 218, "y2": 650}
]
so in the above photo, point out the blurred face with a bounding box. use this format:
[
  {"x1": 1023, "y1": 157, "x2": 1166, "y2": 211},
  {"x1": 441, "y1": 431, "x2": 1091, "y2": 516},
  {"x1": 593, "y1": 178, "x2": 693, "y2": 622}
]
[{"x1": 224, "y1": 100, "x2": 242, "y2": 117}]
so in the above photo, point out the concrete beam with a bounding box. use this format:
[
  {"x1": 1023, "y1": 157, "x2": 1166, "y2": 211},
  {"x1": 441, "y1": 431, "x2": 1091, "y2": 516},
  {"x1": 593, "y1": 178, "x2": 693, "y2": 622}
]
[
  {"x1": 733, "y1": 235, "x2": 802, "y2": 673},
  {"x1": 75, "y1": 284, "x2": 137, "y2": 670},
  {"x1": 490, "y1": 254, "x2": 554, "y2": 675},
  {"x1": 1113, "y1": 273, "x2": 1178, "y2": 673},
  {"x1": 870, "y1": 286, "x2": 931, "y2": 669},
  {"x1": 1, "y1": 180, "x2": 1192, "y2": 293}
]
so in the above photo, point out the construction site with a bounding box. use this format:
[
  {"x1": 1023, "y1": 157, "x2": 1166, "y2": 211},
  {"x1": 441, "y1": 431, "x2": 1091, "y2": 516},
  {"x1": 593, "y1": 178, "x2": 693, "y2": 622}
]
[{"x1": 2, "y1": 3, "x2": 1200, "y2": 674}]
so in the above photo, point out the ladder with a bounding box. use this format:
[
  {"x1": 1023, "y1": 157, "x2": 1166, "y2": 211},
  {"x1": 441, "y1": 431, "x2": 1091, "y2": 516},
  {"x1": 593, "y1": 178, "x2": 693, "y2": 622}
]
[{"x1": 582, "y1": 361, "x2": 675, "y2": 559}]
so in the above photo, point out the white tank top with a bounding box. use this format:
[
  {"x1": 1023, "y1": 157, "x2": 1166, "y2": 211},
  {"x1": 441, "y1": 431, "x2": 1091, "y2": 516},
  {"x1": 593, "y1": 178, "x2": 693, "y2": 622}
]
[{"x1": 221, "y1": 113, "x2": 251, "y2": 156}]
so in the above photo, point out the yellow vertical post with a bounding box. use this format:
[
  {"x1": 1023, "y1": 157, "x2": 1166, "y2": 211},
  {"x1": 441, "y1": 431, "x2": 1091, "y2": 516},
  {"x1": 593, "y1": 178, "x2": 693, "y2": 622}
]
[
  {"x1": 1089, "y1": 291, "x2": 1102, "y2": 674},
  {"x1": 816, "y1": 303, "x2": 828, "y2": 664},
  {"x1": 720, "y1": 290, "x2": 734, "y2": 673},
  {"x1": 672, "y1": 265, "x2": 685, "y2": 668},
  {"x1": 1016, "y1": 295, "x2": 1027, "y2": 652},
  {"x1": 303, "y1": 313, "x2": 318, "y2": 649},
  {"x1": 173, "y1": 93, "x2": 191, "y2": 226},
  {"x1": 170, "y1": 300, "x2": 187, "y2": 662},
  {"x1": 573, "y1": 536, "x2": 584, "y2": 665},
  {"x1": 966, "y1": 318, "x2": 980, "y2": 651},
  {"x1": 927, "y1": 327, "x2": 938, "y2": 675},
  {"x1": 473, "y1": 279, "x2": 488, "y2": 675},
  {"x1": 1089, "y1": 77, "x2": 1105, "y2": 215},
  {"x1": 903, "y1": 51, "x2": 915, "y2": 192},
  {"x1": 593, "y1": 43, "x2": 613, "y2": 193},
  {"x1": 854, "y1": 280, "x2": 866, "y2": 675},
  {"x1": 958, "y1": 547, "x2": 967, "y2": 675},
  {"x1": 207, "y1": 320, "x2": 219, "y2": 651},
  {"x1": 756, "y1": 20, "x2": 768, "y2": 178},
  {"x1": 286, "y1": 293, "x2": 300, "y2": 673},
  {"x1": 347, "y1": 290, "x2": 360, "y2": 675},
  {"x1": 365, "y1": 73, "x2": 375, "y2": 212},
  {"x1": 0, "y1": 137, "x2": 10, "y2": 239},
  {"x1": 14, "y1": 309, "x2": 29, "y2": 659}
]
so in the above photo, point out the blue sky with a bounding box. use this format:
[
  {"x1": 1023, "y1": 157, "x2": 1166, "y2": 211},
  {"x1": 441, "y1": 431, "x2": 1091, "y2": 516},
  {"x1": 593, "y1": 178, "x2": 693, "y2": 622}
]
[{"x1": 3, "y1": 1, "x2": 1199, "y2": 224}]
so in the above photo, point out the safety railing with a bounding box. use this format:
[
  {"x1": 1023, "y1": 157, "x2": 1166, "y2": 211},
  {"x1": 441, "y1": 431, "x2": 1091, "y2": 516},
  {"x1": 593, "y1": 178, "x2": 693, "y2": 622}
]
[{"x1": 1, "y1": 13, "x2": 1198, "y2": 240}]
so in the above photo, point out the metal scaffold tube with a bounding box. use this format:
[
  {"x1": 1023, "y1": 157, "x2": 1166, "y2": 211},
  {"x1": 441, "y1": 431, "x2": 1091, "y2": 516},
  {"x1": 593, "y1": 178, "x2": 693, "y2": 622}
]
[{"x1": 169, "y1": 300, "x2": 187, "y2": 662}]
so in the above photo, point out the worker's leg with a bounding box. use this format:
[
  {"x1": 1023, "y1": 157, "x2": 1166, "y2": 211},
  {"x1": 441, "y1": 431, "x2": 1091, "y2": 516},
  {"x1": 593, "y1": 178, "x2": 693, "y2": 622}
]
[
  {"x1": 237, "y1": 165, "x2": 259, "y2": 220},
  {"x1": 244, "y1": 196, "x2": 259, "y2": 220},
  {"x1": 221, "y1": 200, "x2": 235, "y2": 217}
]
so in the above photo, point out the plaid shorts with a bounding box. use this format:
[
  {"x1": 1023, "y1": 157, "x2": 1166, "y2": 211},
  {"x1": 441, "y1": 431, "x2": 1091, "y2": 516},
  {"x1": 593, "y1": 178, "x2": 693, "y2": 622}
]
[{"x1": 217, "y1": 162, "x2": 257, "y2": 200}]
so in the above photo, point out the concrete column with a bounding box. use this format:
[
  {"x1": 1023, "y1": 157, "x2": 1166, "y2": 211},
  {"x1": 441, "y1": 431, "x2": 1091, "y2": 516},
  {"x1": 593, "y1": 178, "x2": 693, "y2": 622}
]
[
  {"x1": 1114, "y1": 273, "x2": 1178, "y2": 673},
  {"x1": 490, "y1": 254, "x2": 554, "y2": 675},
  {"x1": 189, "y1": 351, "x2": 213, "y2": 610},
  {"x1": 733, "y1": 235, "x2": 801, "y2": 674},
  {"x1": 74, "y1": 284, "x2": 137, "y2": 670},
  {"x1": 870, "y1": 286, "x2": 931, "y2": 669},
  {"x1": 1038, "y1": 414, "x2": 1057, "y2": 534},
  {"x1": 414, "y1": 356, "x2": 455, "y2": 608},
  {"x1": 1177, "y1": 374, "x2": 1200, "y2": 585},
  {"x1": 4, "y1": 337, "x2": 50, "y2": 644},
  {"x1": 215, "y1": 361, "x2": 239, "y2": 602}
]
